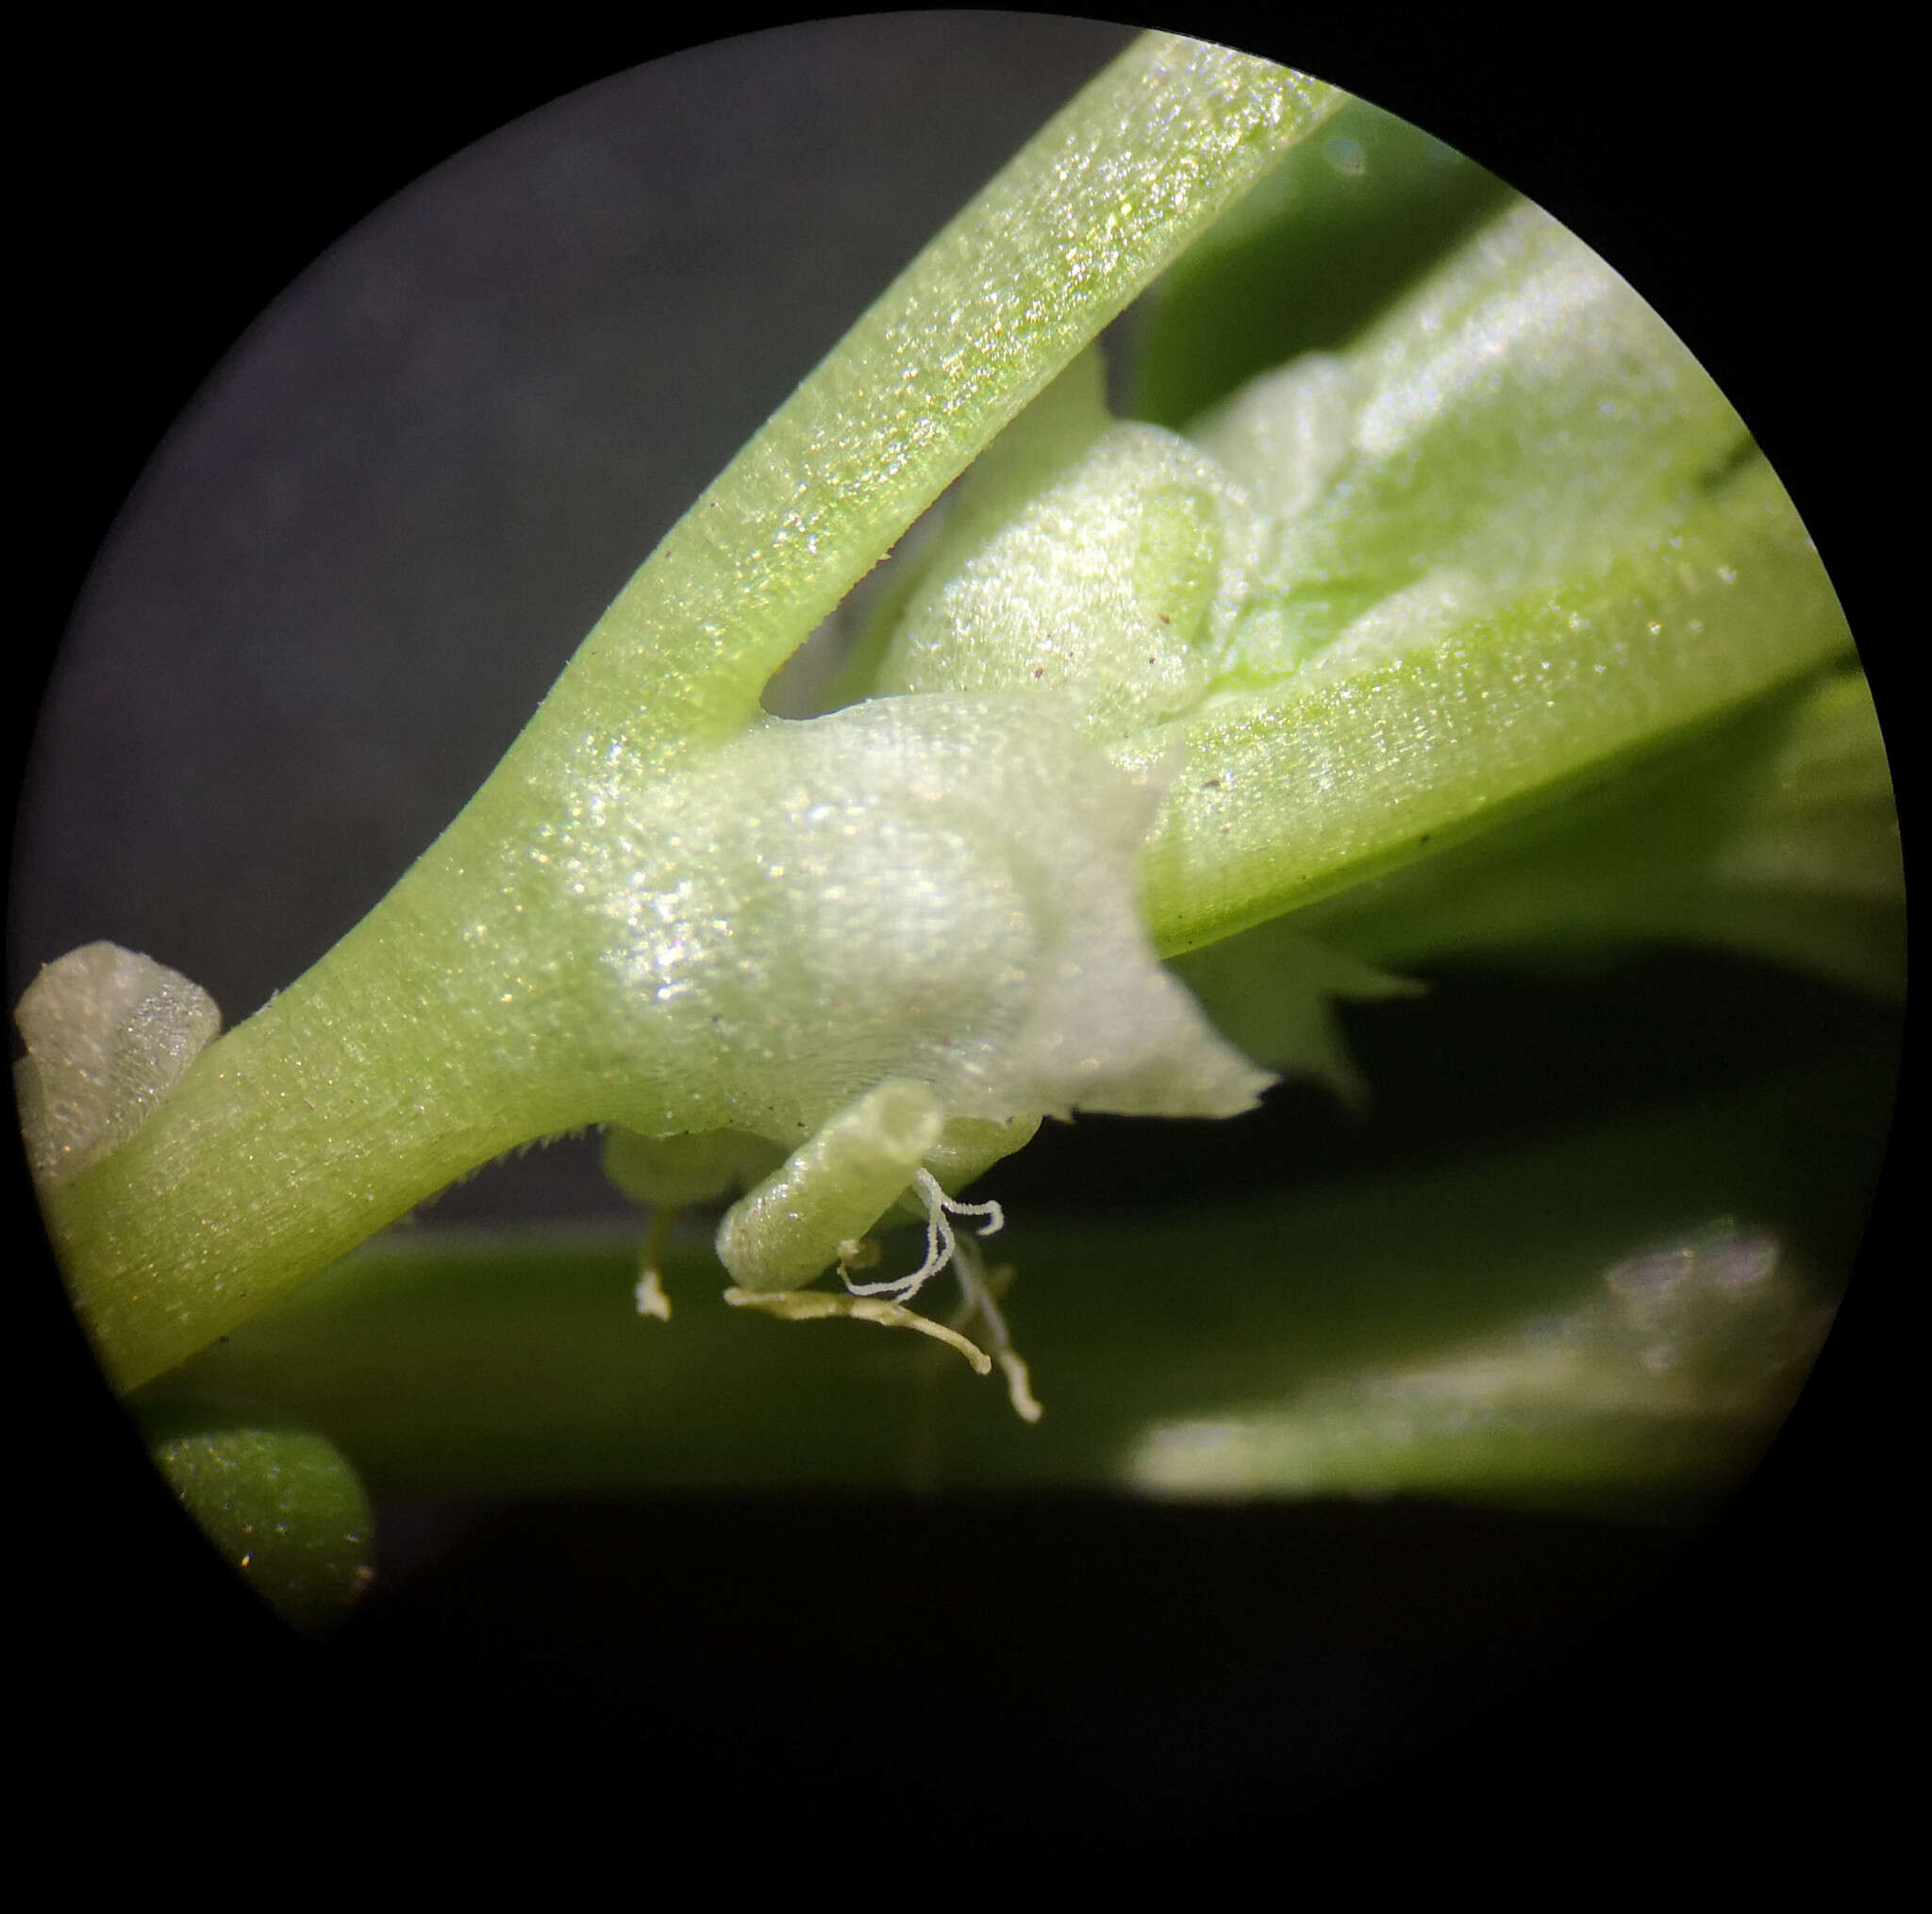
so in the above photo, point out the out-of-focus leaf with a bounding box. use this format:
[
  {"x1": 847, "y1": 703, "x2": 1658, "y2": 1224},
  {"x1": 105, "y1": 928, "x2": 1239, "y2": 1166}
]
[
  {"x1": 164, "y1": 1046, "x2": 1886, "y2": 1515},
  {"x1": 1125, "y1": 1222, "x2": 1830, "y2": 1514},
  {"x1": 136, "y1": 1400, "x2": 375, "y2": 1634},
  {"x1": 1129, "y1": 96, "x2": 1512, "y2": 427}
]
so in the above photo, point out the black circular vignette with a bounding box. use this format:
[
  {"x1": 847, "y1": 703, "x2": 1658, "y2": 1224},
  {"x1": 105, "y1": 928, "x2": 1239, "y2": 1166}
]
[{"x1": 16, "y1": 14, "x2": 1903, "y2": 1855}]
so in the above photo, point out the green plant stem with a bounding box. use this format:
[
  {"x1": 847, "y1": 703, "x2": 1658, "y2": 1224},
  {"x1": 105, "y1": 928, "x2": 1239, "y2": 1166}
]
[
  {"x1": 46, "y1": 36, "x2": 1340, "y2": 1394},
  {"x1": 43, "y1": 897, "x2": 579, "y2": 1392},
  {"x1": 508, "y1": 34, "x2": 1338, "y2": 777}
]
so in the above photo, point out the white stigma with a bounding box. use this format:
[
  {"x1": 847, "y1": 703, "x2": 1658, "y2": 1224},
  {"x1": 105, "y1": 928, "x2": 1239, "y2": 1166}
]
[{"x1": 838, "y1": 1168, "x2": 1004, "y2": 1307}]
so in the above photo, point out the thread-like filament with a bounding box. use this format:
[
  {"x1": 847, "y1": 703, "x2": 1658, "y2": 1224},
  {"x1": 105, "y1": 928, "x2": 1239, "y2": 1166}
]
[{"x1": 839, "y1": 1169, "x2": 1004, "y2": 1307}]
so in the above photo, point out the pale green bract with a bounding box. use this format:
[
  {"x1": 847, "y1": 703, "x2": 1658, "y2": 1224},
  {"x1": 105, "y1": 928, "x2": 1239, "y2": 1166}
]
[
  {"x1": 597, "y1": 345, "x2": 1282, "y2": 1306},
  {"x1": 873, "y1": 349, "x2": 1258, "y2": 739},
  {"x1": 586, "y1": 686, "x2": 1276, "y2": 1298},
  {"x1": 579, "y1": 692, "x2": 1271, "y2": 1144},
  {"x1": 14, "y1": 945, "x2": 222, "y2": 1190}
]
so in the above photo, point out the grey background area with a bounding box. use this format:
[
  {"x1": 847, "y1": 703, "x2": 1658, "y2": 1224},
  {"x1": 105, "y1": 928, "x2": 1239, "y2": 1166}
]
[{"x1": 13, "y1": 17, "x2": 1138, "y2": 1217}]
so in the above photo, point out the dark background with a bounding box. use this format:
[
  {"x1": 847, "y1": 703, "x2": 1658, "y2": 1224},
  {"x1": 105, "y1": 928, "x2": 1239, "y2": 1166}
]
[{"x1": 15, "y1": 12, "x2": 1904, "y2": 1856}]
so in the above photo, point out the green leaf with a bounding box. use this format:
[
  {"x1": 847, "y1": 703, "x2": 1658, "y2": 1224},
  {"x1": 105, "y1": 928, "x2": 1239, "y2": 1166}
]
[
  {"x1": 162, "y1": 1045, "x2": 1879, "y2": 1514},
  {"x1": 1129, "y1": 95, "x2": 1513, "y2": 426},
  {"x1": 138, "y1": 1400, "x2": 375, "y2": 1635}
]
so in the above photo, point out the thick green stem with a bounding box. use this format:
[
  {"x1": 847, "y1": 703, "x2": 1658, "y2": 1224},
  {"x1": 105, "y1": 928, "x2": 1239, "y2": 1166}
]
[
  {"x1": 1140, "y1": 458, "x2": 1854, "y2": 954},
  {"x1": 502, "y1": 35, "x2": 1338, "y2": 779},
  {"x1": 43, "y1": 859, "x2": 575, "y2": 1390},
  {"x1": 46, "y1": 35, "x2": 1340, "y2": 1392}
]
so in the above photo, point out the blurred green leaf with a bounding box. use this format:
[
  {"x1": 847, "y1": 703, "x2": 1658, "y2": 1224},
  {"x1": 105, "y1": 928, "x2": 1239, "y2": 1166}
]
[
  {"x1": 137, "y1": 1401, "x2": 375, "y2": 1634},
  {"x1": 1129, "y1": 96, "x2": 1512, "y2": 426},
  {"x1": 164, "y1": 1043, "x2": 1885, "y2": 1516}
]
